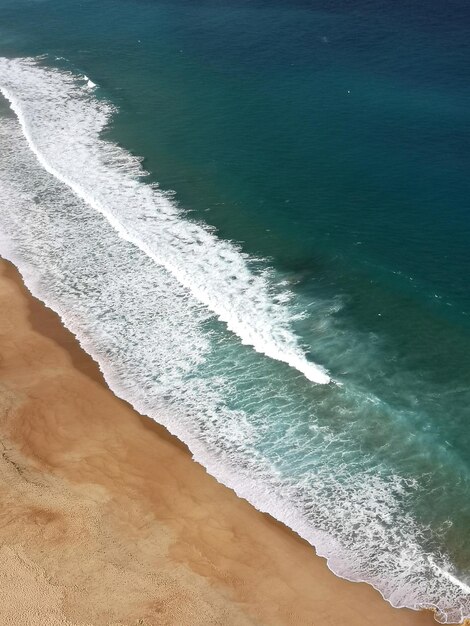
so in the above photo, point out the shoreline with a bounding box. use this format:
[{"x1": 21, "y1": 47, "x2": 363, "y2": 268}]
[{"x1": 0, "y1": 257, "x2": 440, "y2": 625}]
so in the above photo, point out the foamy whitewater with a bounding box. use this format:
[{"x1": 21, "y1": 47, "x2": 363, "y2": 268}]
[
  {"x1": 0, "y1": 57, "x2": 469, "y2": 623},
  {"x1": 0, "y1": 57, "x2": 329, "y2": 385}
]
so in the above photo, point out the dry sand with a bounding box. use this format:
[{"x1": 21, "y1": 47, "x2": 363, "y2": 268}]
[{"x1": 0, "y1": 258, "x2": 440, "y2": 626}]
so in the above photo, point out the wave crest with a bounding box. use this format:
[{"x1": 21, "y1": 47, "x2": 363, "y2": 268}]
[{"x1": 0, "y1": 56, "x2": 330, "y2": 385}]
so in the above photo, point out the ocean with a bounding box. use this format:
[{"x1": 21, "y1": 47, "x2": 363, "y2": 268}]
[{"x1": 0, "y1": 0, "x2": 469, "y2": 621}]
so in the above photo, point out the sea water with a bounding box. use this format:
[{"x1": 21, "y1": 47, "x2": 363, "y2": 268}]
[{"x1": 0, "y1": 0, "x2": 469, "y2": 622}]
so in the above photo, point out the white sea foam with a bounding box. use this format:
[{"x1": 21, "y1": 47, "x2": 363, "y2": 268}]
[
  {"x1": 0, "y1": 58, "x2": 469, "y2": 625},
  {"x1": 0, "y1": 56, "x2": 329, "y2": 385}
]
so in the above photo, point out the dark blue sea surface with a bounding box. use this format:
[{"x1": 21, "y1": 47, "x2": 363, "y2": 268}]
[{"x1": 0, "y1": 0, "x2": 469, "y2": 621}]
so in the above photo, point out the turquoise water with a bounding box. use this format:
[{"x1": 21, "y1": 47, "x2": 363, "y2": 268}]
[{"x1": 0, "y1": 0, "x2": 469, "y2": 621}]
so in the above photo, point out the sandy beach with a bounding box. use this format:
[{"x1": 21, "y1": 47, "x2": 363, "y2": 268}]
[{"x1": 0, "y1": 257, "x2": 440, "y2": 626}]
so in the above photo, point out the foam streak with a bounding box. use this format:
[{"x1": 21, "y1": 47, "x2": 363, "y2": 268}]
[{"x1": 0, "y1": 57, "x2": 330, "y2": 385}]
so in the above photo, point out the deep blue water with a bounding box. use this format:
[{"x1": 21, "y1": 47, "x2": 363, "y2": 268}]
[{"x1": 0, "y1": 0, "x2": 469, "y2": 621}]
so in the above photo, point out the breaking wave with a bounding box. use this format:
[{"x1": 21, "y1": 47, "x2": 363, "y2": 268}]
[{"x1": 0, "y1": 56, "x2": 330, "y2": 385}]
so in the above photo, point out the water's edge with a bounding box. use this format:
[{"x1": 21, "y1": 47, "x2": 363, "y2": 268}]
[{"x1": 0, "y1": 252, "x2": 440, "y2": 624}]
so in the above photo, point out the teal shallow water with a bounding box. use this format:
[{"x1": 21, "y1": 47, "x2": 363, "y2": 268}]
[{"x1": 0, "y1": 0, "x2": 469, "y2": 621}]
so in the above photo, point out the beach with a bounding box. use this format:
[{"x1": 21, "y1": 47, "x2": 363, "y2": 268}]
[{"x1": 0, "y1": 256, "x2": 440, "y2": 625}]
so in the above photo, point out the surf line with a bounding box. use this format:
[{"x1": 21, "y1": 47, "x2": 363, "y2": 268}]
[{"x1": 0, "y1": 59, "x2": 330, "y2": 385}]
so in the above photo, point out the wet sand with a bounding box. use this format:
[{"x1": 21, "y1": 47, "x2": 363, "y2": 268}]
[{"x1": 0, "y1": 258, "x2": 439, "y2": 626}]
